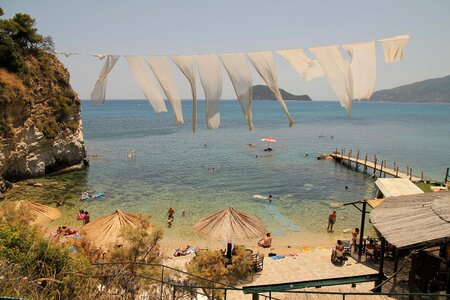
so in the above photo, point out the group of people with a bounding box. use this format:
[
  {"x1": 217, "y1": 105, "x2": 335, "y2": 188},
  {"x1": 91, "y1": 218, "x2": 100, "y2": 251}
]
[{"x1": 77, "y1": 209, "x2": 91, "y2": 225}]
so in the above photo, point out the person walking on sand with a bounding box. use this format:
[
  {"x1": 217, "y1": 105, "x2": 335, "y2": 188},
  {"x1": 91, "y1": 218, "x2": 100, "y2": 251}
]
[
  {"x1": 167, "y1": 207, "x2": 175, "y2": 220},
  {"x1": 352, "y1": 228, "x2": 359, "y2": 253},
  {"x1": 327, "y1": 211, "x2": 337, "y2": 232}
]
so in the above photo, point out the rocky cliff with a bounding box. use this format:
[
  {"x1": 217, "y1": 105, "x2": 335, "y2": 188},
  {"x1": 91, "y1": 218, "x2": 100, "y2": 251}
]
[
  {"x1": 0, "y1": 53, "x2": 86, "y2": 194},
  {"x1": 252, "y1": 85, "x2": 311, "y2": 101}
]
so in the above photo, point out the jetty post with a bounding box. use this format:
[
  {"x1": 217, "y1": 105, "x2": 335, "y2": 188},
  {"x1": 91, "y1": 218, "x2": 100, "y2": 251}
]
[
  {"x1": 355, "y1": 150, "x2": 360, "y2": 170},
  {"x1": 364, "y1": 154, "x2": 368, "y2": 173},
  {"x1": 445, "y1": 168, "x2": 449, "y2": 183}
]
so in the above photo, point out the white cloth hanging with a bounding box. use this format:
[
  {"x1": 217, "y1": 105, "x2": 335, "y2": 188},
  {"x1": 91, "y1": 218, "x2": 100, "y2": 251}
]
[
  {"x1": 276, "y1": 49, "x2": 324, "y2": 81},
  {"x1": 90, "y1": 55, "x2": 119, "y2": 105},
  {"x1": 92, "y1": 54, "x2": 107, "y2": 60},
  {"x1": 310, "y1": 45, "x2": 353, "y2": 115},
  {"x1": 220, "y1": 53, "x2": 254, "y2": 130},
  {"x1": 195, "y1": 54, "x2": 223, "y2": 129},
  {"x1": 342, "y1": 41, "x2": 376, "y2": 100},
  {"x1": 171, "y1": 55, "x2": 198, "y2": 132},
  {"x1": 379, "y1": 35, "x2": 410, "y2": 64},
  {"x1": 126, "y1": 56, "x2": 167, "y2": 113},
  {"x1": 246, "y1": 51, "x2": 294, "y2": 127},
  {"x1": 145, "y1": 56, "x2": 184, "y2": 124}
]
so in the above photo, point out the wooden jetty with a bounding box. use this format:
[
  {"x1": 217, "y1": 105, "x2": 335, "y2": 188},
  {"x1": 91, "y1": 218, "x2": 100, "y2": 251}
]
[{"x1": 329, "y1": 148, "x2": 422, "y2": 182}]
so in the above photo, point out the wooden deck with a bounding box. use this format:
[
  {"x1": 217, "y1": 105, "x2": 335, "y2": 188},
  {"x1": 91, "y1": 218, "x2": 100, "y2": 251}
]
[{"x1": 330, "y1": 151, "x2": 421, "y2": 182}]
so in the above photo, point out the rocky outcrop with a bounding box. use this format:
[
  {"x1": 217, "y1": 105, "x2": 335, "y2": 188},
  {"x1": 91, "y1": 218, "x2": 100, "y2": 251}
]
[{"x1": 0, "y1": 53, "x2": 86, "y2": 193}]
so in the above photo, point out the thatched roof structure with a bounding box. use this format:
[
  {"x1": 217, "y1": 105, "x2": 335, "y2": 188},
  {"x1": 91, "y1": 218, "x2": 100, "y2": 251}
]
[
  {"x1": 81, "y1": 210, "x2": 150, "y2": 248},
  {"x1": 0, "y1": 200, "x2": 61, "y2": 225},
  {"x1": 194, "y1": 207, "x2": 266, "y2": 241},
  {"x1": 370, "y1": 191, "x2": 450, "y2": 249}
]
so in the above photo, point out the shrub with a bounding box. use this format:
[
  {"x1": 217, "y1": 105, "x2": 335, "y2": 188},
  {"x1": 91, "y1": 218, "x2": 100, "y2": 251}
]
[{"x1": 0, "y1": 34, "x2": 26, "y2": 74}]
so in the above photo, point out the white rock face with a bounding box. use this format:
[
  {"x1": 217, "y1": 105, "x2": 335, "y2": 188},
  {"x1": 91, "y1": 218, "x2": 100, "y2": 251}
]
[{"x1": 0, "y1": 120, "x2": 86, "y2": 179}]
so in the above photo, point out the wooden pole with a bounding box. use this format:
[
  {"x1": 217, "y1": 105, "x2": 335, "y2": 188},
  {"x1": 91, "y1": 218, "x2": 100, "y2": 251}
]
[
  {"x1": 355, "y1": 150, "x2": 360, "y2": 170},
  {"x1": 409, "y1": 252, "x2": 418, "y2": 300},
  {"x1": 358, "y1": 201, "x2": 367, "y2": 262},
  {"x1": 373, "y1": 158, "x2": 377, "y2": 175},
  {"x1": 445, "y1": 167, "x2": 449, "y2": 183},
  {"x1": 374, "y1": 237, "x2": 386, "y2": 293},
  {"x1": 410, "y1": 168, "x2": 413, "y2": 181},
  {"x1": 364, "y1": 154, "x2": 368, "y2": 173},
  {"x1": 421, "y1": 171, "x2": 424, "y2": 182},
  {"x1": 379, "y1": 161, "x2": 383, "y2": 179},
  {"x1": 393, "y1": 161, "x2": 396, "y2": 171},
  {"x1": 396, "y1": 167, "x2": 399, "y2": 177},
  {"x1": 407, "y1": 166, "x2": 410, "y2": 177},
  {"x1": 393, "y1": 248, "x2": 399, "y2": 277},
  {"x1": 348, "y1": 149, "x2": 352, "y2": 167}
]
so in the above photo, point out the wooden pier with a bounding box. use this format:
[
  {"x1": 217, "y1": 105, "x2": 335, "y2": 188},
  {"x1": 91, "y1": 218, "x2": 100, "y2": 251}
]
[{"x1": 329, "y1": 148, "x2": 422, "y2": 182}]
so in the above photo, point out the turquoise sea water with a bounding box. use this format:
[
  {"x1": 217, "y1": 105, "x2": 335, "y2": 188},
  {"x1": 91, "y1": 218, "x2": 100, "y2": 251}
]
[{"x1": 10, "y1": 100, "x2": 450, "y2": 242}]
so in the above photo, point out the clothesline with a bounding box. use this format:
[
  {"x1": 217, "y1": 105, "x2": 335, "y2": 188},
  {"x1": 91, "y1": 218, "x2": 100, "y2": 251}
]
[{"x1": 59, "y1": 34, "x2": 410, "y2": 132}]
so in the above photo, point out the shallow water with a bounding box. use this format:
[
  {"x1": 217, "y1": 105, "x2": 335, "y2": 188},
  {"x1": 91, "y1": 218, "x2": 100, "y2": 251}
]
[{"x1": 6, "y1": 100, "x2": 450, "y2": 244}]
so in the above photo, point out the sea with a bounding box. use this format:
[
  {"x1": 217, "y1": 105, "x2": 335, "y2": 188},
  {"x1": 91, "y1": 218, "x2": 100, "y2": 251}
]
[{"x1": 7, "y1": 100, "x2": 450, "y2": 244}]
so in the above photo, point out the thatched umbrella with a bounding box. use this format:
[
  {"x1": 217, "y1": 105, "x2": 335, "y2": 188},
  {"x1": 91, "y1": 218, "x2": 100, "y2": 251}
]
[
  {"x1": 81, "y1": 209, "x2": 150, "y2": 248},
  {"x1": 0, "y1": 200, "x2": 61, "y2": 225},
  {"x1": 194, "y1": 207, "x2": 266, "y2": 242}
]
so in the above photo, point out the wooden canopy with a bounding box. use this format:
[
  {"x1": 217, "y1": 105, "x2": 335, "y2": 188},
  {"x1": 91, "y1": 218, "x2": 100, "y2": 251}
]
[
  {"x1": 370, "y1": 191, "x2": 450, "y2": 249},
  {"x1": 81, "y1": 210, "x2": 150, "y2": 248},
  {"x1": 194, "y1": 207, "x2": 266, "y2": 241}
]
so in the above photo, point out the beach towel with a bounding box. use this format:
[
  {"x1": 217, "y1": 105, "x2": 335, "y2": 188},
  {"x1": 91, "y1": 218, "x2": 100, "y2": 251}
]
[
  {"x1": 270, "y1": 255, "x2": 285, "y2": 260},
  {"x1": 246, "y1": 51, "x2": 294, "y2": 127},
  {"x1": 126, "y1": 56, "x2": 167, "y2": 113},
  {"x1": 145, "y1": 56, "x2": 184, "y2": 124},
  {"x1": 343, "y1": 41, "x2": 377, "y2": 100},
  {"x1": 220, "y1": 53, "x2": 254, "y2": 130},
  {"x1": 379, "y1": 35, "x2": 410, "y2": 64},
  {"x1": 171, "y1": 55, "x2": 197, "y2": 132},
  {"x1": 90, "y1": 55, "x2": 119, "y2": 105},
  {"x1": 195, "y1": 54, "x2": 223, "y2": 129},
  {"x1": 310, "y1": 45, "x2": 353, "y2": 116},
  {"x1": 276, "y1": 49, "x2": 324, "y2": 81}
]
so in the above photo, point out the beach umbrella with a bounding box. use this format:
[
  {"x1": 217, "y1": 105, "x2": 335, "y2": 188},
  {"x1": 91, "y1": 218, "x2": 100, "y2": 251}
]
[
  {"x1": 81, "y1": 210, "x2": 151, "y2": 248},
  {"x1": 193, "y1": 207, "x2": 266, "y2": 242},
  {"x1": 0, "y1": 200, "x2": 61, "y2": 225},
  {"x1": 260, "y1": 137, "x2": 277, "y2": 149}
]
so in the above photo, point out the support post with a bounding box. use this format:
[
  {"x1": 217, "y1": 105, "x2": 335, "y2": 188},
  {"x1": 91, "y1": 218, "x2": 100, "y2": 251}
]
[
  {"x1": 358, "y1": 201, "x2": 367, "y2": 262},
  {"x1": 373, "y1": 159, "x2": 377, "y2": 175},
  {"x1": 252, "y1": 293, "x2": 259, "y2": 300},
  {"x1": 446, "y1": 262, "x2": 450, "y2": 294},
  {"x1": 379, "y1": 162, "x2": 383, "y2": 179},
  {"x1": 373, "y1": 237, "x2": 386, "y2": 293},
  {"x1": 393, "y1": 248, "x2": 399, "y2": 276},
  {"x1": 445, "y1": 168, "x2": 449, "y2": 183},
  {"x1": 421, "y1": 171, "x2": 424, "y2": 182},
  {"x1": 364, "y1": 154, "x2": 368, "y2": 173},
  {"x1": 356, "y1": 150, "x2": 360, "y2": 170},
  {"x1": 394, "y1": 161, "x2": 396, "y2": 171},
  {"x1": 396, "y1": 167, "x2": 399, "y2": 177},
  {"x1": 160, "y1": 266, "x2": 164, "y2": 300},
  {"x1": 410, "y1": 168, "x2": 413, "y2": 181},
  {"x1": 407, "y1": 166, "x2": 410, "y2": 177},
  {"x1": 409, "y1": 252, "x2": 418, "y2": 300}
]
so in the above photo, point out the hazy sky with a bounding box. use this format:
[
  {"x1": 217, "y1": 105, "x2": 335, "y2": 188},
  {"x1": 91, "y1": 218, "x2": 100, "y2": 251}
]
[{"x1": 3, "y1": 0, "x2": 450, "y2": 100}]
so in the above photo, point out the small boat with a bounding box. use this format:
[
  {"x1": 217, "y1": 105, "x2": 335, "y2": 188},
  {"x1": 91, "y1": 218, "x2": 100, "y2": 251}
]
[{"x1": 80, "y1": 192, "x2": 105, "y2": 201}]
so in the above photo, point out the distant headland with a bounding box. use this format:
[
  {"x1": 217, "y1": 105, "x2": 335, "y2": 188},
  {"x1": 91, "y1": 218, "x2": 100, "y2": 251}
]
[{"x1": 252, "y1": 85, "x2": 311, "y2": 101}]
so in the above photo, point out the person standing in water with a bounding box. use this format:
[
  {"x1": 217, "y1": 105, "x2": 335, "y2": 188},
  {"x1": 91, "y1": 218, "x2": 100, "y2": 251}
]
[
  {"x1": 267, "y1": 195, "x2": 273, "y2": 203},
  {"x1": 327, "y1": 211, "x2": 337, "y2": 232}
]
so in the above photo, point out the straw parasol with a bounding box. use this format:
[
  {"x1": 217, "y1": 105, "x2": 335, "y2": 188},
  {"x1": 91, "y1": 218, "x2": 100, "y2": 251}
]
[
  {"x1": 194, "y1": 207, "x2": 266, "y2": 242},
  {"x1": 81, "y1": 209, "x2": 150, "y2": 248},
  {"x1": 0, "y1": 200, "x2": 61, "y2": 225}
]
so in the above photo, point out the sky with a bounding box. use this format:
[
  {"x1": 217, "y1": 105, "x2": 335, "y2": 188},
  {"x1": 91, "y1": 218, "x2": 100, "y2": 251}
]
[{"x1": 3, "y1": 0, "x2": 450, "y2": 100}]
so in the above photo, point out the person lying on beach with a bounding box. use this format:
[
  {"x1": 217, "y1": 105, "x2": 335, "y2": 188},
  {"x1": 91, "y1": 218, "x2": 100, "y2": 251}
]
[
  {"x1": 59, "y1": 226, "x2": 78, "y2": 236},
  {"x1": 258, "y1": 233, "x2": 272, "y2": 248},
  {"x1": 174, "y1": 245, "x2": 193, "y2": 256}
]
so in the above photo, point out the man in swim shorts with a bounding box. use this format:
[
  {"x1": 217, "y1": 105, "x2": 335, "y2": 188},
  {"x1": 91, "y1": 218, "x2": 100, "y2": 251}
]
[{"x1": 327, "y1": 211, "x2": 336, "y2": 232}]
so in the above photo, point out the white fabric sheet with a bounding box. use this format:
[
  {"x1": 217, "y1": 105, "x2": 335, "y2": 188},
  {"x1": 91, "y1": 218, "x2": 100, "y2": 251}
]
[
  {"x1": 90, "y1": 55, "x2": 119, "y2": 105},
  {"x1": 126, "y1": 56, "x2": 167, "y2": 113},
  {"x1": 343, "y1": 41, "x2": 376, "y2": 100},
  {"x1": 276, "y1": 49, "x2": 324, "y2": 81},
  {"x1": 220, "y1": 53, "x2": 254, "y2": 130},
  {"x1": 246, "y1": 51, "x2": 294, "y2": 127},
  {"x1": 310, "y1": 45, "x2": 353, "y2": 115},
  {"x1": 195, "y1": 54, "x2": 223, "y2": 129},
  {"x1": 379, "y1": 35, "x2": 410, "y2": 64},
  {"x1": 145, "y1": 56, "x2": 184, "y2": 124},
  {"x1": 171, "y1": 55, "x2": 198, "y2": 132}
]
